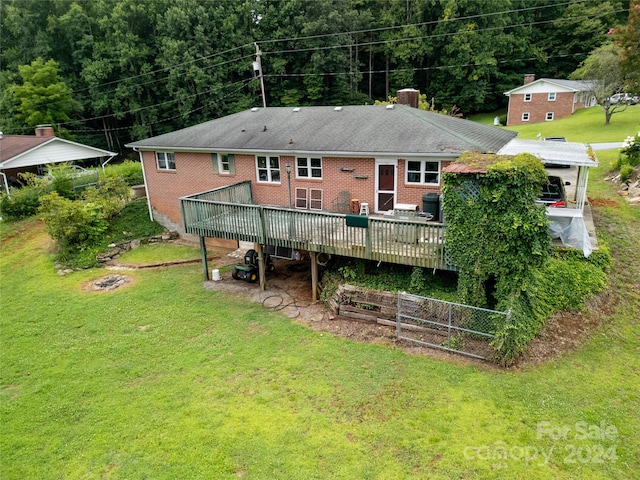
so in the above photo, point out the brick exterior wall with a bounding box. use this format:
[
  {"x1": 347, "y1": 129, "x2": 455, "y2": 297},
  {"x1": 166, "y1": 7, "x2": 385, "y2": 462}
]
[
  {"x1": 507, "y1": 91, "x2": 576, "y2": 126},
  {"x1": 142, "y1": 151, "x2": 451, "y2": 231}
]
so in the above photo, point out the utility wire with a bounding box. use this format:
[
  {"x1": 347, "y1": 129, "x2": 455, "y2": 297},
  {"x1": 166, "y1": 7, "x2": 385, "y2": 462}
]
[
  {"x1": 60, "y1": 78, "x2": 253, "y2": 127},
  {"x1": 67, "y1": 0, "x2": 608, "y2": 100},
  {"x1": 256, "y1": 0, "x2": 582, "y2": 45},
  {"x1": 263, "y1": 9, "x2": 627, "y2": 55}
]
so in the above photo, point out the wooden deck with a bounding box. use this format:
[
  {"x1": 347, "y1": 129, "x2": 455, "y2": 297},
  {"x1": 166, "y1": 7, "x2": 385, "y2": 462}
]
[{"x1": 180, "y1": 182, "x2": 454, "y2": 271}]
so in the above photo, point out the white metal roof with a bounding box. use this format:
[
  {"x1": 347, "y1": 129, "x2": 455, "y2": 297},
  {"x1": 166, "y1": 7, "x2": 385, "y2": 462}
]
[
  {"x1": 497, "y1": 139, "x2": 598, "y2": 167},
  {"x1": 0, "y1": 136, "x2": 115, "y2": 170}
]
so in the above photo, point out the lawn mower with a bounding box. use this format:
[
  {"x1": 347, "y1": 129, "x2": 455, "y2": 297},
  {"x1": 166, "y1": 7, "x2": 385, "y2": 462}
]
[{"x1": 231, "y1": 249, "x2": 275, "y2": 283}]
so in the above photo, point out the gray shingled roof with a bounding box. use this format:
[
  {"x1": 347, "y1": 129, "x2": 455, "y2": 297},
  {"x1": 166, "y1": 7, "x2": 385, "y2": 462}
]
[
  {"x1": 126, "y1": 105, "x2": 517, "y2": 156},
  {"x1": 504, "y1": 78, "x2": 595, "y2": 95}
]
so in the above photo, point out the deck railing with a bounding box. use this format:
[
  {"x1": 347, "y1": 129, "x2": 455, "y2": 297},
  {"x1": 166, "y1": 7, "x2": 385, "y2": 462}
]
[{"x1": 181, "y1": 182, "x2": 453, "y2": 270}]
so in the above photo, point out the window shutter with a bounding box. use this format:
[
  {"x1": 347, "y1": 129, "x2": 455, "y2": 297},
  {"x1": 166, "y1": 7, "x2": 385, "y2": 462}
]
[
  {"x1": 228, "y1": 154, "x2": 235, "y2": 175},
  {"x1": 211, "y1": 153, "x2": 219, "y2": 174}
]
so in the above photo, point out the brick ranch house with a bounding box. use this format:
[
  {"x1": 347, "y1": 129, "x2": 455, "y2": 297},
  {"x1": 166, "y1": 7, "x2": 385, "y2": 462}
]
[
  {"x1": 126, "y1": 92, "x2": 516, "y2": 238},
  {"x1": 504, "y1": 74, "x2": 596, "y2": 126},
  {"x1": 125, "y1": 92, "x2": 597, "y2": 294}
]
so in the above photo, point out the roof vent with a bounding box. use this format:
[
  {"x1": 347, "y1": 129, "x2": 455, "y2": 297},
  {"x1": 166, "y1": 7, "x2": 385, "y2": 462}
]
[
  {"x1": 293, "y1": 107, "x2": 301, "y2": 112},
  {"x1": 251, "y1": 107, "x2": 259, "y2": 112},
  {"x1": 334, "y1": 106, "x2": 343, "y2": 111},
  {"x1": 385, "y1": 104, "x2": 395, "y2": 110}
]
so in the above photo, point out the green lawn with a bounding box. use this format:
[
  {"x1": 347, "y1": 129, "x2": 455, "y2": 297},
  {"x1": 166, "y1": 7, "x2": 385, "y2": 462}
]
[
  {"x1": 503, "y1": 105, "x2": 640, "y2": 143},
  {"x1": 2, "y1": 111, "x2": 639, "y2": 478},
  {"x1": 1, "y1": 175, "x2": 639, "y2": 478}
]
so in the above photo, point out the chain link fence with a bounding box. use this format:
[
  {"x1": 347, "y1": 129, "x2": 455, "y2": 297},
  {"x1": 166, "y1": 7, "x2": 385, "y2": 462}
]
[{"x1": 397, "y1": 292, "x2": 509, "y2": 360}]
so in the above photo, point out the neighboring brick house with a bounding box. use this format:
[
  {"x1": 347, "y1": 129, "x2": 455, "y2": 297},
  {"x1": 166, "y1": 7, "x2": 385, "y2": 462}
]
[
  {"x1": 504, "y1": 74, "x2": 596, "y2": 126},
  {"x1": 125, "y1": 93, "x2": 517, "y2": 235}
]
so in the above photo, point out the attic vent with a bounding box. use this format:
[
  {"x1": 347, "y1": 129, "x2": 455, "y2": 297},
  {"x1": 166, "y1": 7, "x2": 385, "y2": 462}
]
[
  {"x1": 334, "y1": 106, "x2": 343, "y2": 111},
  {"x1": 293, "y1": 107, "x2": 301, "y2": 112},
  {"x1": 385, "y1": 105, "x2": 395, "y2": 110},
  {"x1": 251, "y1": 107, "x2": 259, "y2": 112}
]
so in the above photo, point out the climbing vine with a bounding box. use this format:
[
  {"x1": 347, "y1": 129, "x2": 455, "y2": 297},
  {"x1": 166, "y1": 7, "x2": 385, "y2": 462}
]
[{"x1": 442, "y1": 152, "x2": 551, "y2": 364}]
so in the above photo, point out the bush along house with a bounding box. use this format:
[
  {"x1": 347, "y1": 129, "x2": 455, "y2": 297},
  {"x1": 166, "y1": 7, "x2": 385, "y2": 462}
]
[{"x1": 125, "y1": 89, "x2": 597, "y2": 297}]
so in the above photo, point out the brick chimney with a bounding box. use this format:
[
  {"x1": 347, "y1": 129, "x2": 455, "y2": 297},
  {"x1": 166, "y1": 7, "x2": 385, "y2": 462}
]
[
  {"x1": 35, "y1": 125, "x2": 55, "y2": 137},
  {"x1": 523, "y1": 74, "x2": 535, "y2": 85},
  {"x1": 397, "y1": 88, "x2": 420, "y2": 108}
]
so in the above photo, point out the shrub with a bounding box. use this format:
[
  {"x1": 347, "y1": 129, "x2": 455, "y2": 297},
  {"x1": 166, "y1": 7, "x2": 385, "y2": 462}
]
[
  {"x1": 0, "y1": 187, "x2": 43, "y2": 220},
  {"x1": 537, "y1": 255, "x2": 608, "y2": 311},
  {"x1": 0, "y1": 173, "x2": 48, "y2": 221},
  {"x1": 620, "y1": 164, "x2": 635, "y2": 183},
  {"x1": 492, "y1": 248, "x2": 610, "y2": 365},
  {"x1": 498, "y1": 114, "x2": 507, "y2": 126},
  {"x1": 46, "y1": 163, "x2": 77, "y2": 199},
  {"x1": 38, "y1": 192, "x2": 107, "y2": 252},
  {"x1": 621, "y1": 132, "x2": 640, "y2": 166},
  {"x1": 103, "y1": 161, "x2": 144, "y2": 186},
  {"x1": 83, "y1": 176, "x2": 131, "y2": 220}
]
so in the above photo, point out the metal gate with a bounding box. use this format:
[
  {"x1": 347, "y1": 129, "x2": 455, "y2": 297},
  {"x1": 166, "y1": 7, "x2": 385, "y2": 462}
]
[{"x1": 396, "y1": 292, "x2": 509, "y2": 360}]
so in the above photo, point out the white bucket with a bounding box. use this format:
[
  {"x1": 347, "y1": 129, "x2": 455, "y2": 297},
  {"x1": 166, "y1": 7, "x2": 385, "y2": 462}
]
[{"x1": 211, "y1": 269, "x2": 221, "y2": 281}]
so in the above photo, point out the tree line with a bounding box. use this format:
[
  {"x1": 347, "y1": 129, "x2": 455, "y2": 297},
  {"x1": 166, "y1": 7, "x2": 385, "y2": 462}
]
[{"x1": 0, "y1": 0, "x2": 632, "y2": 153}]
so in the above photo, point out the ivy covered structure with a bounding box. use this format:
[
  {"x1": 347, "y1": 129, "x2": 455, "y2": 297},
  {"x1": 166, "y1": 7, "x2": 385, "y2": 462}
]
[{"x1": 441, "y1": 152, "x2": 600, "y2": 364}]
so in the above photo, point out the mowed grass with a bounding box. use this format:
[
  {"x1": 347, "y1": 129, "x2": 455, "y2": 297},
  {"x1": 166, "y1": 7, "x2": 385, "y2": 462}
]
[
  {"x1": 503, "y1": 105, "x2": 640, "y2": 143},
  {"x1": 2, "y1": 116, "x2": 639, "y2": 477},
  {"x1": 1, "y1": 194, "x2": 639, "y2": 478}
]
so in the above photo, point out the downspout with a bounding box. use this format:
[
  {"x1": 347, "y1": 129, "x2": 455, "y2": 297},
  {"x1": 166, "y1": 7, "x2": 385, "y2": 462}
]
[{"x1": 134, "y1": 147, "x2": 154, "y2": 221}]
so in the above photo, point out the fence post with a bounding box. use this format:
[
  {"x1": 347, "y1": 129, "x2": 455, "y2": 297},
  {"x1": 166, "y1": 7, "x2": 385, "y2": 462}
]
[
  {"x1": 199, "y1": 236, "x2": 209, "y2": 281},
  {"x1": 447, "y1": 302, "x2": 452, "y2": 346},
  {"x1": 396, "y1": 292, "x2": 403, "y2": 338}
]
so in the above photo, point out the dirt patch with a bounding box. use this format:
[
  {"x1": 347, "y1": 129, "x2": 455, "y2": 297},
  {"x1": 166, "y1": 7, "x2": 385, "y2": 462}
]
[
  {"x1": 203, "y1": 252, "x2": 620, "y2": 369},
  {"x1": 81, "y1": 273, "x2": 137, "y2": 293},
  {"x1": 588, "y1": 197, "x2": 619, "y2": 208},
  {"x1": 202, "y1": 257, "x2": 496, "y2": 368}
]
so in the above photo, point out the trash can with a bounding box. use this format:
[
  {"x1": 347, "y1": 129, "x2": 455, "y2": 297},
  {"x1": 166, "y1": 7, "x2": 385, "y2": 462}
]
[{"x1": 422, "y1": 193, "x2": 440, "y2": 221}]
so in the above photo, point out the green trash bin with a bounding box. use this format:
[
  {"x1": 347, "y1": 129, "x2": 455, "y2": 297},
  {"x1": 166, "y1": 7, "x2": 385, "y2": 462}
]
[{"x1": 422, "y1": 193, "x2": 440, "y2": 221}]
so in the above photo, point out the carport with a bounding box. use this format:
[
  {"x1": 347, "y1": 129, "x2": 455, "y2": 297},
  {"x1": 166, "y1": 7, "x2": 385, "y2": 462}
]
[
  {"x1": 498, "y1": 138, "x2": 599, "y2": 256},
  {"x1": 0, "y1": 125, "x2": 116, "y2": 195}
]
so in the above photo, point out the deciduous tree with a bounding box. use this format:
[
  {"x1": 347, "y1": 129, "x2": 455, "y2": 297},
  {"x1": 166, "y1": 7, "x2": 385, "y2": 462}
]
[
  {"x1": 570, "y1": 43, "x2": 628, "y2": 124},
  {"x1": 10, "y1": 58, "x2": 80, "y2": 129}
]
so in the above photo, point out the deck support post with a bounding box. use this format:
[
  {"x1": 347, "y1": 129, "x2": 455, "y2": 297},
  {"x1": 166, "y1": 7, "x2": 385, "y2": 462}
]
[
  {"x1": 257, "y1": 243, "x2": 266, "y2": 291},
  {"x1": 310, "y1": 251, "x2": 318, "y2": 302},
  {"x1": 199, "y1": 236, "x2": 209, "y2": 281}
]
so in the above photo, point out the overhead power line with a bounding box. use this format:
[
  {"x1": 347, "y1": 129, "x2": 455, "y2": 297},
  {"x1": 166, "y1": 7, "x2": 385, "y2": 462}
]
[{"x1": 68, "y1": 0, "x2": 606, "y2": 101}]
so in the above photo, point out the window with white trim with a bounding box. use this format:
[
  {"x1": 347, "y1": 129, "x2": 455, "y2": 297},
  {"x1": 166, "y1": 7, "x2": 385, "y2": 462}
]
[
  {"x1": 524, "y1": 93, "x2": 532, "y2": 102},
  {"x1": 406, "y1": 160, "x2": 440, "y2": 185},
  {"x1": 256, "y1": 155, "x2": 280, "y2": 183},
  {"x1": 296, "y1": 157, "x2": 322, "y2": 178},
  {"x1": 212, "y1": 153, "x2": 235, "y2": 174},
  {"x1": 545, "y1": 112, "x2": 554, "y2": 121},
  {"x1": 522, "y1": 112, "x2": 530, "y2": 121},
  {"x1": 156, "y1": 152, "x2": 175, "y2": 170},
  {"x1": 548, "y1": 92, "x2": 556, "y2": 101}
]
